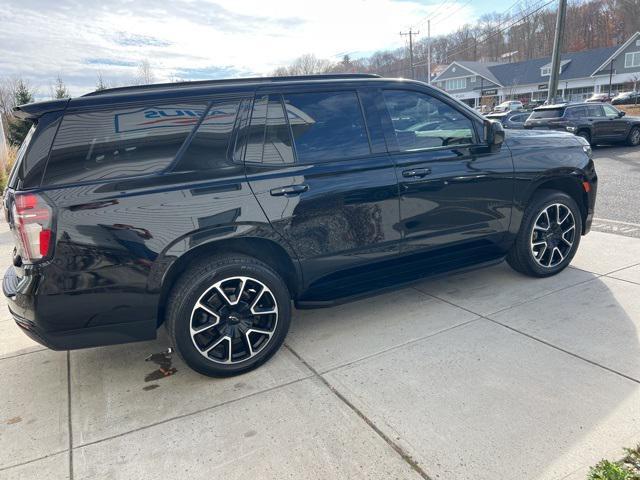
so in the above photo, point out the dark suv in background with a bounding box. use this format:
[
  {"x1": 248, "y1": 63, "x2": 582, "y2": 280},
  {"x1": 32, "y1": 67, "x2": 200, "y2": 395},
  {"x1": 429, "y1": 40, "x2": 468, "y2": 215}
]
[
  {"x1": 524, "y1": 102, "x2": 640, "y2": 146},
  {"x1": 3, "y1": 74, "x2": 597, "y2": 377},
  {"x1": 485, "y1": 110, "x2": 530, "y2": 129}
]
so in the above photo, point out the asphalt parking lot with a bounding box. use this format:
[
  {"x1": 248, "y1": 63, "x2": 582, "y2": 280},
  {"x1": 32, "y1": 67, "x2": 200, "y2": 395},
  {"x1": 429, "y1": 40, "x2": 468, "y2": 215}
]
[
  {"x1": 591, "y1": 145, "x2": 640, "y2": 237},
  {"x1": 1, "y1": 148, "x2": 640, "y2": 479}
]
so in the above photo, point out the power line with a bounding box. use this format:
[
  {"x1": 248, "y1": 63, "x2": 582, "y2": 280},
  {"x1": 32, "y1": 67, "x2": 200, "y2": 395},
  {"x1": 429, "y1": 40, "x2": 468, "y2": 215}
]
[
  {"x1": 436, "y1": 0, "x2": 555, "y2": 61},
  {"x1": 400, "y1": 29, "x2": 419, "y2": 79},
  {"x1": 411, "y1": 0, "x2": 452, "y2": 29}
]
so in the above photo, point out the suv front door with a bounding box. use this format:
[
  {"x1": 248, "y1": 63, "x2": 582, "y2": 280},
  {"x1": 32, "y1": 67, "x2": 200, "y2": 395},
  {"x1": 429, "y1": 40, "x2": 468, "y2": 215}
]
[
  {"x1": 243, "y1": 88, "x2": 401, "y2": 292},
  {"x1": 602, "y1": 104, "x2": 629, "y2": 140},
  {"x1": 379, "y1": 88, "x2": 514, "y2": 255}
]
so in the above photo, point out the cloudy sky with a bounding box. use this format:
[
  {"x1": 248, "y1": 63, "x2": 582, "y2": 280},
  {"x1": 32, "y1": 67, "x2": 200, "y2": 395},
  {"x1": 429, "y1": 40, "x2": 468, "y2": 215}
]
[{"x1": 0, "y1": 0, "x2": 508, "y2": 97}]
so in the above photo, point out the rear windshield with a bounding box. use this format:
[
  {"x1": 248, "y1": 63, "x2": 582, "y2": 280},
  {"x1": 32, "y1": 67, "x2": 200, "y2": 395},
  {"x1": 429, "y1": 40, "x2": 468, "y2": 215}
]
[{"x1": 529, "y1": 108, "x2": 564, "y2": 119}]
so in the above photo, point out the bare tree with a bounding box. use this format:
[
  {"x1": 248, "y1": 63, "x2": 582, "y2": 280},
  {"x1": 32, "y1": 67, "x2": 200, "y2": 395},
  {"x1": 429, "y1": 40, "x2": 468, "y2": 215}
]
[
  {"x1": 95, "y1": 72, "x2": 108, "y2": 91},
  {"x1": 272, "y1": 54, "x2": 333, "y2": 76},
  {"x1": 0, "y1": 77, "x2": 20, "y2": 115},
  {"x1": 135, "y1": 60, "x2": 155, "y2": 85}
]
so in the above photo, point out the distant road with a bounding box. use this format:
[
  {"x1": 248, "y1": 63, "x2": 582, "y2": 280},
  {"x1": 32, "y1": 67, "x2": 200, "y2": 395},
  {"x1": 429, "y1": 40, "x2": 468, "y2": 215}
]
[{"x1": 590, "y1": 145, "x2": 640, "y2": 238}]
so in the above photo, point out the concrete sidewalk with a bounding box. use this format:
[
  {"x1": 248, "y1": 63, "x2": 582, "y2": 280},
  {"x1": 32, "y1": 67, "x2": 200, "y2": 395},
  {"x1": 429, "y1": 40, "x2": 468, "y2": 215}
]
[{"x1": 1, "y1": 229, "x2": 639, "y2": 479}]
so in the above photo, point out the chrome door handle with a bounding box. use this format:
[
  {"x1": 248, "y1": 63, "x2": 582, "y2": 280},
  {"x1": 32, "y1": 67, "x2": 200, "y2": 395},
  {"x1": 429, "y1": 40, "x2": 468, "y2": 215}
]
[
  {"x1": 402, "y1": 168, "x2": 431, "y2": 178},
  {"x1": 270, "y1": 184, "x2": 309, "y2": 196}
]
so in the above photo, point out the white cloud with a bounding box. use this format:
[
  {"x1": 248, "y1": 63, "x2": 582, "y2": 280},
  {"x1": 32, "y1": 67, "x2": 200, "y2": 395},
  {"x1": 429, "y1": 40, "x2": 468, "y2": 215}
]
[{"x1": 0, "y1": 0, "x2": 475, "y2": 97}]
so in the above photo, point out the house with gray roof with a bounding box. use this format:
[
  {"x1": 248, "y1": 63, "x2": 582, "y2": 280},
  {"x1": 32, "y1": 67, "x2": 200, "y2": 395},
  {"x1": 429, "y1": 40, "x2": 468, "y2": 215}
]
[{"x1": 432, "y1": 32, "x2": 640, "y2": 107}]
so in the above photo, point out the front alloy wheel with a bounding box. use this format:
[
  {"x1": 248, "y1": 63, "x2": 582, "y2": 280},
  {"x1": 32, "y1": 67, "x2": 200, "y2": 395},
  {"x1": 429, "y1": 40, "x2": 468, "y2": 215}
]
[
  {"x1": 506, "y1": 190, "x2": 582, "y2": 277},
  {"x1": 530, "y1": 203, "x2": 576, "y2": 268}
]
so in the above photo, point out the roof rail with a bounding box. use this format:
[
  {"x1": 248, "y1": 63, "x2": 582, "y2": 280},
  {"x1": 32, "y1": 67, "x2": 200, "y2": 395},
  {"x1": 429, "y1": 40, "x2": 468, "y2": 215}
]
[{"x1": 83, "y1": 73, "x2": 382, "y2": 97}]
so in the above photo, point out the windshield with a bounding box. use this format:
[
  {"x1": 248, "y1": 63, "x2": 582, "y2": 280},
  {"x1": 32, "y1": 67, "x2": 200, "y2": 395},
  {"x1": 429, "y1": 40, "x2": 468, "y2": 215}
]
[
  {"x1": 6, "y1": 123, "x2": 35, "y2": 190},
  {"x1": 529, "y1": 109, "x2": 564, "y2": 119}
]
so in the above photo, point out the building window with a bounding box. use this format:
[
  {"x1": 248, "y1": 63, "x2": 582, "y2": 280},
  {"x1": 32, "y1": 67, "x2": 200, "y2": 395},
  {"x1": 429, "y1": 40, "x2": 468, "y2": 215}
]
[
  {"x1": 445, "y1": 78, "x2": 467, "y2": 90},
  {"x1": 470, "y1": 76, "x2": 476, "y2": 83},
  {"x1": 625, "y1": 51, "x2": 640, "y2": 68},
  {"x1": 541, "y1": 67, "x2": 551, "y2": 76}
]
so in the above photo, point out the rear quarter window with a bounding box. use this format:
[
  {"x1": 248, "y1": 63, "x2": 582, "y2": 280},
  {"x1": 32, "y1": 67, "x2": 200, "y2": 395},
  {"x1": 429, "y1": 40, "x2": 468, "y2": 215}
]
[
  {"x1": 43, "y1": 101, "x2": 216, "y2": 186},
  {"x1": 282, "y1": 91, "x2": 371, "y2": 164}
]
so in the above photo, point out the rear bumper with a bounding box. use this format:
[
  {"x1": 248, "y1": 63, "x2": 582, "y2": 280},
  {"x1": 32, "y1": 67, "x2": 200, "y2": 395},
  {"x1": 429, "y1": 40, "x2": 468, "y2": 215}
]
[{"x1": 3, "y1": 265, "x2": 157, "y2": 350}]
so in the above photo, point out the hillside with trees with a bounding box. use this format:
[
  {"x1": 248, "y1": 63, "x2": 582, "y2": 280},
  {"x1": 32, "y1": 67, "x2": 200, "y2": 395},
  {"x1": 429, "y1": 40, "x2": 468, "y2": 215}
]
[{"x1": 274, "y1": 0, "x2": 640, "y2": 79}]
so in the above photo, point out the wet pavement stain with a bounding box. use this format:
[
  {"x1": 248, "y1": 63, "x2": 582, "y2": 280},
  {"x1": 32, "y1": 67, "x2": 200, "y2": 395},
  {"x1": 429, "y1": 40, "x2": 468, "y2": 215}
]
[
  {"x1": 244, "y1": 430, "x2": 257, "y2": 438},
  {"x1": 143, "y1": 384, "x2": 160, "y2": 391},
  {"x1": 5, "y1": 416, "x2": 22, "y2": 425},
  {"x1": 144, "y1": 349, "x2": 177, "y2": 382}
]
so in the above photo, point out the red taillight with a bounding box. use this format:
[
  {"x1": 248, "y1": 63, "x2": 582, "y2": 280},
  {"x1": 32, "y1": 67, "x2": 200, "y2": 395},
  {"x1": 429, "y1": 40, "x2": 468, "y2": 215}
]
[{"x1": 12, "y1": 193, "x2": 54, "y2": 263}]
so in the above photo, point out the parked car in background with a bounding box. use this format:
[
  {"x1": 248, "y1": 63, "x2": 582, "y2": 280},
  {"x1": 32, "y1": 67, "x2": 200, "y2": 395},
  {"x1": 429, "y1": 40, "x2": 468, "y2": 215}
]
[
  {"x1": 3, "y1": 74, "x2": 597, "y2": 377},
  {"x1": 494, "y1": 100, "x2": 524, "y2": 112},
  {"x1": 527, "y1": 99, "x2": 546, "y2": 109},
  {"x1": 585, "y1": 93, "x2": 613, "y2": 103},
  {"x1": 524, "y1": 102, "x2": 640, "y2": 146},
  {"x1": 612, "y1": 91, "x2": 640, "y2": 105},
  {"x1": 485, "y1": 110, "x2": 530, "y2": 129}
]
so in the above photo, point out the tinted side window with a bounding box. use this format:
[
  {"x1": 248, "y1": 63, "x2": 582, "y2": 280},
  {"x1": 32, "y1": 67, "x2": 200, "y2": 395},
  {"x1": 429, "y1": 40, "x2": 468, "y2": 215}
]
[
  {"x1": 587, "y1": 105, "x2": 604, "y2": 117},
  {"x1": 283, "y1": 91, "x2": 370, "y2": 163},
  {"x1": 603, "y1": 105, "x2": 620, "y2": 118},
  {"x1": 45, "y1": 102, "x2": 208, "y2": 185},
  {"x1": 383, "y1": 90, "x2": 475, "y2": 151},
  {"x1": 244, "y1": 95, "x2": 294, "y2": 165},
  {"x1": 173, "y1": 98, "x2": 241, "y2": 172},
  {"x1": 566, "y1": 106, "x2": 587, "y2": 118}
]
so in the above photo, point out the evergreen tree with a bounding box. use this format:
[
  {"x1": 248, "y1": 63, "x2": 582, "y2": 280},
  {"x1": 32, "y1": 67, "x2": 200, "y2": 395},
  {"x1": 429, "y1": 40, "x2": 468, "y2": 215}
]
[
  {"x1": 53, "y1": 76, "x2": 69, "y2": 99},
  {"x1": 8, "y1": 79, "x2": 34, "y2": 147}
]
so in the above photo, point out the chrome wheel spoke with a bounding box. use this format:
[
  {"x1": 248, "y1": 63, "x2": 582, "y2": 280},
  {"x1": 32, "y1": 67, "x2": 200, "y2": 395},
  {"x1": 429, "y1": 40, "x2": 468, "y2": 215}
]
[{"x1": 216, "y1": 277, "x2": 246, "y2": 306}]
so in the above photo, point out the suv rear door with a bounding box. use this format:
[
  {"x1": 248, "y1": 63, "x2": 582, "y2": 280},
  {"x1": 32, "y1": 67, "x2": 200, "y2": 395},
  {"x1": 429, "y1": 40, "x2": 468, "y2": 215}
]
[
  {"x1": 243, "y1": 87, "x2": 401, "y2": 290},
  {"x1": 378, "y1": 87, "x2": 514, "y2": 254},
  {"x1": 586, "y1": 104, "x2": 608, "y2": 141}
]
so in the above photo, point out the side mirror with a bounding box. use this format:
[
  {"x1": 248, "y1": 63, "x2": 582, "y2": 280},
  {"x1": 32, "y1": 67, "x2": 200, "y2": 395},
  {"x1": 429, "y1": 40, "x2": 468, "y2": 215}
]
[
  {"x1": 485, "y1": 120, "x2": 505, "y2": 150},
  {"x1": 619, "y1": 111, "x2": 626, "y2": 117}
]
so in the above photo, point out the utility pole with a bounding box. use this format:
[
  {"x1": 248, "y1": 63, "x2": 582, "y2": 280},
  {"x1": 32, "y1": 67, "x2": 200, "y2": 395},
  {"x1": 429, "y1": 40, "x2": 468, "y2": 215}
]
[
  {"x1": 400, "y1": 28, "x2": 419, "y2": 79},
  {"x1": 608, "y1": 59, "x2": 614, "y2": 97},
  {"x1": 546, "y1": 0, "x2": 567, "y2": 104},
  {"x1": 427, "y1": 20, "x2": 431, "y2": 84}
]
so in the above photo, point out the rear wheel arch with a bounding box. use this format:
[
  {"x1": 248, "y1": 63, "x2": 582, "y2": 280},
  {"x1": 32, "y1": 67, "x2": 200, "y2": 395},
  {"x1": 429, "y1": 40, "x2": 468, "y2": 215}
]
[{"x1": 156, "y1": 237, "x2": 301, "y2": 326}]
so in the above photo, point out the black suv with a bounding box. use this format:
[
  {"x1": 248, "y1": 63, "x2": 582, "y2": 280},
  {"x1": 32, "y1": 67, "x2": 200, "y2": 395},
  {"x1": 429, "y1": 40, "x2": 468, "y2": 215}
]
[
  {"x1": 485, "y1": 111, "x2": 530, "y2": 129},
  {"x1": 524, "y1": 102, "x2": 640, "y2": 146},
  {"x1": 3, "y1": 74, "x2": 597, "y2": 377}
]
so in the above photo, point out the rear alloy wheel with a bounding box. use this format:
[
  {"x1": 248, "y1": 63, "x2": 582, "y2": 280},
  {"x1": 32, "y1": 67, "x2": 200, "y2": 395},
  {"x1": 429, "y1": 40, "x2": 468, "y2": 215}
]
[
  {"x1": 507, "y1": 191, "x2": 582, "y2": 277},
  {"x1": 189, "y1": 276, "x2": 278, "y2": 364},
  {"x1": 166, "y1": 254, "x2": 291, "y2": 377},
  {"x1": 628, "y1": 127, "x2": 640, "y2": 147}
]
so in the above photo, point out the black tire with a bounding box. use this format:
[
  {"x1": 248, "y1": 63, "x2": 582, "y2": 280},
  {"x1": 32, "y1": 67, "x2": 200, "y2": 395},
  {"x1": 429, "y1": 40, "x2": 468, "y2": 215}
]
[
  {"x1": 576, "y1": 130, "x2": 591, "y2": 145},
  {"x1": 507, "y1": 190, "x2": 582, "y2": 278},
  {"x1": 165, "y1": 254, "x2": 291, "y2": 377},
  {"x1": 627, "y1": 126, "x2": 640, "y2": 147}
]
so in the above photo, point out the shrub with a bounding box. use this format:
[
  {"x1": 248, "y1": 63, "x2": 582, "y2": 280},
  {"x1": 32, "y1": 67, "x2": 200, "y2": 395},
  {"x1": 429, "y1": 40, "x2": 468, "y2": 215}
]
[
  {"x1": 588, "y1": 460, "x2": 631, "y2": 480},
  {"x1": 0, "y1": 144, "x2": 18, "y2": 194}
]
